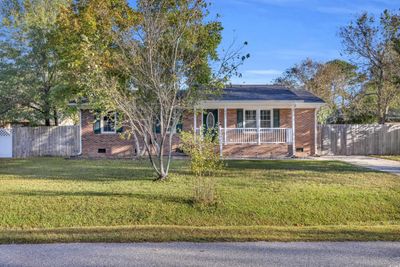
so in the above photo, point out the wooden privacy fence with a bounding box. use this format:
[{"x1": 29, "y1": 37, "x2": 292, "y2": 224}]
[
  {"x1": 318, "y1": 124, "x2": 400, "y2": 155},
  {"x1": 12, "y1": 126, "x2": 80, "y2": 158}
]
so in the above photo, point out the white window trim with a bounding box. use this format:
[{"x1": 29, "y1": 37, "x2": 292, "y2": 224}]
[
  {"x1": 243, "y1": 109, "x2": 257, "y2": 129},
  {"x1": 260, "y1": 109, "x2": 273, "y2": 128},
  {"x1": 243, "y1": 109, "x2": 273, "y2": 129},
  {"x1": 100, "y1": 112, "x2": 117, "y2": 134}
]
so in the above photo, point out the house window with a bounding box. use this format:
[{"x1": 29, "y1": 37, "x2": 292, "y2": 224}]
[
  {"x1": 244, "y1": 110, "x2": 257, "y2": 128},
  {"x1": 260, "y1": 110, "x2": 272, "y2": 128},
  {"x1": 101, "y1": 113, "x2": 116, "y2": 133}
]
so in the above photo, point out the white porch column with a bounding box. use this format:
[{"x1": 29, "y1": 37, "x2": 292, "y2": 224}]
[
  {"x1": 201, "y1": 109, "x2": 204, "y2": 132},
  {"x1": 256, "y1": 109, "x2": 261, "y2": 145},
  {"x1": 291, "y1": 105, "x2": 296, "y2": 157},
  {"x1": 224, "y1": 107, "x2": 227, "y2": 145},
  {"x1": 219, "y1": 125, "x2": 223, "y2": 158},
  {"x1": 314, "y1": 108, "x2": 318, "y2": 156},
  {"x1": 193, "y1": 108, "x2": 197, "y2": 131}
]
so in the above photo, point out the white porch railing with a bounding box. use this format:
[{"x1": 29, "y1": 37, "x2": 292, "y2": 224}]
[{"x1": 195, "y1": 128, "x2": 293, "y2": 145}]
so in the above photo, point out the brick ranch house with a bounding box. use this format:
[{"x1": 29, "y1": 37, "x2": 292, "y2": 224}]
[{"x1": 74, "y1": 85, "x2": 325, "y2": 158}]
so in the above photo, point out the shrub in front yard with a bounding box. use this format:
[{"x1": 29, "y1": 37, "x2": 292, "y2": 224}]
[{"x1": 180, "y1": 129, "x2": 223, "y2": 205}]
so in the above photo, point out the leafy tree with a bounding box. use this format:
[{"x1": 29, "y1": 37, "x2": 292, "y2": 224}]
[
  {"x1": 0, "y1": 0, "x2": 71, "y2": 126},
  {"x1": 312, "y1": 60, "x2": 365, "y2": 123},
  {"x1": 340, "y1": 10, "x2": 400, "y2": 124},
  {"x1": 274, "y1": 58, "x2": 321, "y2": 91},
  {"x1": 62, "y1": 0, "x2": 247, "y2": 180},
  {"x1": 56, "y1": 0, "x2": 144, "y2": 155},
  {"x1": 275, "y1": 59, "x2": 364, "y2": 123}
]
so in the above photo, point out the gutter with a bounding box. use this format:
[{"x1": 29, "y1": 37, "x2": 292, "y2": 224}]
[{"x1": 78, "y1": 109, "x2": 82, "y2": 156}]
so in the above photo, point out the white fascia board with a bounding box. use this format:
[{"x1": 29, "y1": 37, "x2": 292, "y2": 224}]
[
  {"x1": 68, "y1": 103, "x2": 91, "y2": 109},
  {"x1": 196, "y1": 100, "x2": 325, "y2": 109},
  {"x1": 72, "y1": 101, "x2": 325, "y2": 110}
]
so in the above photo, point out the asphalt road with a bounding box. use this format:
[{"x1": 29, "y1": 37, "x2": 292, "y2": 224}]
[{"x1": 0, "y1": 242, "x2": 400, "y2": 267}]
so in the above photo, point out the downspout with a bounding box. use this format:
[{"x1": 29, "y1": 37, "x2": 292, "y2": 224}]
[{"x1": 78, "y1": 109, "x2": 82, "y2": 156}]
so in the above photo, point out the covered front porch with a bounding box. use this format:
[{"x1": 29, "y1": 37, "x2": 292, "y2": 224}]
[{"x1": 192, "y1": 102, "x2": 318, "y2": 157}]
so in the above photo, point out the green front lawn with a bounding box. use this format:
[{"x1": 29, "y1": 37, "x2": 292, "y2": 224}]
[{"x1": 0, "y1": 158, "x2": 399, "y2": 243}]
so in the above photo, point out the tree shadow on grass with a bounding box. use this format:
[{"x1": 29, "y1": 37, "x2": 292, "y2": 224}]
[
  {"x1": 0, "y1": 159, "x2": 191, "y2": 182},
  {"x1": 225, "y1": 160, "x2": 378, "y2": 174},
  {"x1": 5, "y1": 190, "x2": 192, "y2": 205}
]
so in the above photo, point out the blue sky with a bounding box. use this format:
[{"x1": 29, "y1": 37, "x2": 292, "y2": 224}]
[
  {"x1": 208, "y1": 0, "x2": 399, "y2": 84},
  {"x1": 128, "y1": 0, "x2": 399, "y2": 84}
]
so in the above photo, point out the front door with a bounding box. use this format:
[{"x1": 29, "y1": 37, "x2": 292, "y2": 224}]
[{"x1": 203, "y1": 109, "x2": 219, "y2": 133}]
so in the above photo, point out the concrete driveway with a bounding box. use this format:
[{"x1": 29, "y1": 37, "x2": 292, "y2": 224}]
[
  {"x1": 317, "y1": 156, "x2": 400, "y2": 175},
  {"x1": 1, "y1": 242, "x2": 400, "y2": 267}
]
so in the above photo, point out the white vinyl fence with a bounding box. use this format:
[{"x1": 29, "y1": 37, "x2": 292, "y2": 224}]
[{"x1": 0, "y1": 128, "x2": 13, "y2": 158}]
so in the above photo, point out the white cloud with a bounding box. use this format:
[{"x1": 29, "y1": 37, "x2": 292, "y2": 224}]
[
  {"x1": 228, "y1": 0, "x2": 389, "y2": 15},
  {"x1": 255, "y1": 48, "x2": 341, "y2": 60},
  {"x1": 246, "y1": 69, "x2": 282, "y2": 75}
]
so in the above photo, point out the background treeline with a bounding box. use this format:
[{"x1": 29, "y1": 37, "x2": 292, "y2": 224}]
[
  {"x1": 275, "y1": 11, "x2": 400, "y2": 124},
  {"x1": 0, "y1": 1, "x2": 399, "y2": 125}
]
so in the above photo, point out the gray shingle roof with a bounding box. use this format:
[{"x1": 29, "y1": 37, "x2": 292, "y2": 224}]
[{"x1": 209, "y1": 85, "x2": 325, "y2": 103}]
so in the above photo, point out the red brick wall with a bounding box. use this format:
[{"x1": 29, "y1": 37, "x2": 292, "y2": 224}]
[
  {"x1": 280, "y1": 109, "x2": 291, "y2": 128},
  {"x1": 80, "y1": 108, "x2": 316, "y2": 158},
  {"x1": 81, "y1": 110, "x2": 135, "y2": 158},
  {"x1": 217, "y1": 108, "x2": 316, "y2": 157},
  {"x1": 218, "y1": 109, "x2": 238, "y2": 128},
  {"x1": 295, "y1": 108, "x2": 316, "y2": 157},
  {"x1": 222, "y1": 144, "x2": 289, "y2": 158},
  {"x1": 183, "y1": 111, "x2": 202, "y2": 131},
  {"x1": 275, "y1": 108, "x2": 316, "y2": 156}
]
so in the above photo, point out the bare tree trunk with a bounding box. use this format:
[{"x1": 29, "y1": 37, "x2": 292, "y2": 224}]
[
  {"x1": 132, "y1": 132, "x2": 146, "y2": 159},
  {"x1": 53, "y1": 109, "x2": 59, "y2": 126},
  {"x1": 44, "y1": 104, "x2": 51, "y2": 126},
  {"x1": 157, "y1": 139, "x2": 167, "y2": 181},
  {"x1": 379, "y1": 112, "x2": 386, "y2": 124}
]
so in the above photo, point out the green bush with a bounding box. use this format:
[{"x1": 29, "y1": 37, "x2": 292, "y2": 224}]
[{"x1": 180, "y1": 128, "x2": 223, "y2": 205}]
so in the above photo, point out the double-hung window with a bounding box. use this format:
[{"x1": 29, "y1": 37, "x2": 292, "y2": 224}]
[
  {"x1": 260, "y1": 110, "x2": 272, "y2": 128},
  {"x1": 243, "y1": 109, "x2": 274, "y2": 128},
  {"x1": 244, "y1": 110, "x2": 257, "y2": 128},
  {"x1": 101, "y1": 112, "x2": 116, "y2": 134}
]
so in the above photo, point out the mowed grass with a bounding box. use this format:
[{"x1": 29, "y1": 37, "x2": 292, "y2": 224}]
[
  {"x1": 0, "y1": 158, "x2": 400, "y2": 243},
  {"x1": 372, "y1": 155, "x2": 400, "y2": 162}
]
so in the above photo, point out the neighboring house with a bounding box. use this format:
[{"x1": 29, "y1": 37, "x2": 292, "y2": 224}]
[
  {"x1": 0, "y1": 118, "x2": 75, "y2": 128},
  {"x1": 0, "y1": 121, "x2": 30, "y2": 128},
  {"x1": 75, "y1": 85, "x2": 325, "y2": 158},
  {"x1": 387, "y1": 108, "x2": 400, "y2": 122}
]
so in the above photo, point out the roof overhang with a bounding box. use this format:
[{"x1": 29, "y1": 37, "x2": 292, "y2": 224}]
[
  {"x1": 68, "y1": 102, "x2": 91, "y2": 109},
  {"x1": 70, "y1": 100, "x2": 325, "y2": 110},
  {"x1": 196, "y1": 100, "x2": 325, "y2": 109}
]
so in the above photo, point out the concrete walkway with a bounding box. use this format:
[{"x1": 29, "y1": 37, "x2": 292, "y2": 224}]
[
  {"x1": 1, "y1": 242, "x2": 400, "y2": 267},
  {"x1": 318, "y1": 156, "x2": 400, "y2": 175}
]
